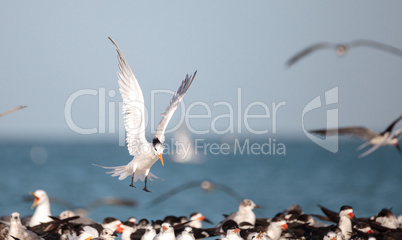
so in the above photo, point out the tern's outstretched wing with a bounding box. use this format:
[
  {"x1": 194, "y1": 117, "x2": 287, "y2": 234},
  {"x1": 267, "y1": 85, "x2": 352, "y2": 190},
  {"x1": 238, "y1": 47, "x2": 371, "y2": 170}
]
[
  {"x1": 309, "y1": 127, "x2": 380, "y2": 141},
  {"x1": 109, "y1": 37, "x2": 147, "y2": 155},
  {"x1": 350, "y1": 39, "x2": 402, "y2": 58},
  {"x1": 0, "y1": 105, "x2": 26, "y2": 117},
  {"x1": 286, "y1": 42, "x2": 335, "y2": 67},
  {"x1": 153, "y1": 71, "x2": 197, "y2": 143},
  {"x1": 381, "y1": 115, "x2": 402, "y2": 135}
]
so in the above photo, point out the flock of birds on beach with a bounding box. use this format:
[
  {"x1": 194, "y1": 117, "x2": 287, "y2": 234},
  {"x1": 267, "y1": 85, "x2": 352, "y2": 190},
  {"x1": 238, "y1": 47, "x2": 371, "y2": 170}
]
[
  {"x1": 1, "y1": 189, "x2": 402, "y2": 240},
  {"x1": 2, "y1": 38, "x2": 402, "y2": 239}
]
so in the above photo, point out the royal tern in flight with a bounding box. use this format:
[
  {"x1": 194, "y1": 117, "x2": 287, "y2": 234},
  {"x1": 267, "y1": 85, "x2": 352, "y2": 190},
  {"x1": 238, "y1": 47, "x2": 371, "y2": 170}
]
[
  {"x1": 0, "y1": 106, "x2": 26, "y2": 118},
  {"x1": 309, "y1": 115, "x2": 402, "y2": 158},
  {"x1": 95, "y1": 37, "x2": 197, "y2": 192},
  {"x1": 286, "y1": 39, "x2": 402, "y2": 67}
]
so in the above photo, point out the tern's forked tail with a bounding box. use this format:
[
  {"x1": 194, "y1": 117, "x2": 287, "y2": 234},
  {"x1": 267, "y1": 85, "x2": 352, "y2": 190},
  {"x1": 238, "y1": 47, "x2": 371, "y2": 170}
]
[
  {"x1": 93, "y1": 164, "x2": 162, "y2": 182},
  {"x1": 93, "y1": 164, "x2": 131, "y2": 180}
]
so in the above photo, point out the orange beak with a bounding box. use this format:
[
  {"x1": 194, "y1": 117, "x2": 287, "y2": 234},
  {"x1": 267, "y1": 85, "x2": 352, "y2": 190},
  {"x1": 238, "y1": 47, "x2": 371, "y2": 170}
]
[
  {"x1": 162, "y1": 226, "x2": 168, "y2": 231},
  {"x1": 84, "y1": 237, "x2": 92, "y2": 240},
  {"x1": 199, "y1": 215, "x2": 205, "y2": 221},
  {"x1": 348, "y1": 212, "x2": 355, "y2": 219},
  {"x1": 30, "y1": 192, "x2": 40, "y2": 209},
  {"x1": 158, "y1": 154, "x2": 164, "y2": 166},
  {"x1": 257, "y1": 232, "x2": 262, "y2": 239},
  {"x1": 233, "y1": 228, "x2": 240, "y2": 234},
  {"x1": 116, "y1": 223, "x2": 124, "y2": 233},
  {"x1": 281, "y1": 224, "x2": 288, "y2": 231}
]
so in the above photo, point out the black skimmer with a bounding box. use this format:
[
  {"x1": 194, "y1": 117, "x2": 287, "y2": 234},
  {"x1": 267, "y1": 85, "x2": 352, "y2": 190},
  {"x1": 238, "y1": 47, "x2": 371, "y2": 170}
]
[
  {"x1": 308, "y1": 115, "x2": 402, "y2": 158},
  {"x1": 222, "y1": 228, "x2": 243, "y2": 240},
  {"x1": 95, "y1": 37, "x2": 196, "y2": 192},
  {"x1": 286, "y1": 39, "x2": 402, "y2": 67},
  {"x1": 374, "y1": 208, "x2": 399, "y2": 229},
  {"x1": 26, "y1": 215, "x2": 79, "y2": 237},
  {"x1": 101, "y1": 217, "x2": 124, "y2": 235},
  {"x1": 97, "y1": 228, "x2": 118, "y2": 240},
  {"x1": 29, "y1": 190, "x2": 52, "y2": 227},
  {"x1": 263, "y1": 215, "x2": 291, "y2": 240},
  {"x1": 0, "y1": 105, "x2": 26, "y2": 118},
  {"x1": 337, "y1": 206, "x2": 356, "y2": 240},
  {"x1": 187, "y1": 213, "x2": 213, "y2": 229},
  {"x1": 219, "y1": 222, "x2": 243, "y2": 240}
]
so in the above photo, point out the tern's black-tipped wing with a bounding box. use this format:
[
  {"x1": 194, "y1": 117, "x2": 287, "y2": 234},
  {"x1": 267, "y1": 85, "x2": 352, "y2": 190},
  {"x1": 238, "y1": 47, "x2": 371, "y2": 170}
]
[
  {"x1": 309, "y1": 127, "x2": 380, "y2": 141},
  {"x1": 381, "y1": 115, "x2": 402, "y2": 135},
  {"x1": 349, "y1": 39, "x2": 402, "y2": 58},
  {"x1": 286, "y1": 42, "x2": 335, "y2": 67},
  {"x1": 153, "y1": 71, "x2": 197, "y2": 144}
]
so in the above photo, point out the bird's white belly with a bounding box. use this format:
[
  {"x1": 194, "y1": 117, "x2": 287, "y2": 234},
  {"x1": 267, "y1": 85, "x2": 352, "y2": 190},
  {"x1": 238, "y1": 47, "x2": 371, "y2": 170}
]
[{"x1": 370, "y1": 136, "x2": 397, "y2": 146}]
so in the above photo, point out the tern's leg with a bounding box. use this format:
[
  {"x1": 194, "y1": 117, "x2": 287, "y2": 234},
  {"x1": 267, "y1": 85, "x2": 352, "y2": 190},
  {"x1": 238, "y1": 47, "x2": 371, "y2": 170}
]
[
  {"x1": 129, "y1": 173, "x2": 136, "y2": 188},
  {"x1": 143, "y1": 176, "x2": 151, "y2": 193}
]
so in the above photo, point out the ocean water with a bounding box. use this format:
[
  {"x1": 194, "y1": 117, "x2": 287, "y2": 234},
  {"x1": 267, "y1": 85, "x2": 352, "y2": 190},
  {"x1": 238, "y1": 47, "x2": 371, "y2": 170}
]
[{"x1": 0, "y1": 137, "x2": 401, "y2": 228}]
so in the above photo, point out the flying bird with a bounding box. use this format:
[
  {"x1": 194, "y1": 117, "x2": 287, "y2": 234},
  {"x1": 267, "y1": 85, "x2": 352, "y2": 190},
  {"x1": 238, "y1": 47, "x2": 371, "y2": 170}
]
[
  {"x1": 309, "y1": 115, "x2": 402, "y2": 158},
  {"x1": 95, "y1": 37, "x2": 197, "y2": 192},
  {"x1": 0, "y1": 106, "x2": 26, "y2": 118},
  {"x1": 286, "y1": 39, "x2": 402, "y2": 67},
  {"x1": 148, "y1": 180, "x2": 244, "y2": 207}
]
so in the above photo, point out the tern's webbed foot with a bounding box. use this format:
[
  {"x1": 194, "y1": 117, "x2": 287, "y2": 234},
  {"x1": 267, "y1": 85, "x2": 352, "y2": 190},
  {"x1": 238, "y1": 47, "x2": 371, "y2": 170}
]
[
  {"x1": 143, "y1": 187, "x2": 151, "y2": 193},
  {"x1": 129, "y1": 183, "x2": 136, "y2": 188}
]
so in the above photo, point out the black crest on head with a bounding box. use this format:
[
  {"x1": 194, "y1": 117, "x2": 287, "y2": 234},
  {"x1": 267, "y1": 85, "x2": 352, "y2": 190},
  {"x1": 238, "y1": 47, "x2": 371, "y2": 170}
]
[
  {"x1": 340, "y1": 205, "x2": 353, "y2": 211},
  {"x1": 152, "y1": 138, "x2": 161, "y2": 147}
]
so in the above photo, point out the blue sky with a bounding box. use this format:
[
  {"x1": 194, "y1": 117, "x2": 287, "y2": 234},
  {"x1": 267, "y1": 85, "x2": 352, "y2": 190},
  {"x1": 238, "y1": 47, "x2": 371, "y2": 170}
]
[{"x1": 1, "y1": 1, "x2": 402, "y2": 142}]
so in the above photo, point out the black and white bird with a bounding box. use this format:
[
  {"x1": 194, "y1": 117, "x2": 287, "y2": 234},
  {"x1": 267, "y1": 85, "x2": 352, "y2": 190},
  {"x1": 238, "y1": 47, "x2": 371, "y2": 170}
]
[
  {"x1": 337, "y1": 206, "x2": 356, "y2": 240},
  {"x1": 187, "y1": 213, "x2": 213, "y2": 229},
  {"x1": 309, "y1": 115, "x2": 402, "y2": 158},
  {"x1": 95, "y1": 37, "x2": 197, "y2": 192},
  {"x1": 286, "y1": 39, "x2": 402, "y2": 67}
]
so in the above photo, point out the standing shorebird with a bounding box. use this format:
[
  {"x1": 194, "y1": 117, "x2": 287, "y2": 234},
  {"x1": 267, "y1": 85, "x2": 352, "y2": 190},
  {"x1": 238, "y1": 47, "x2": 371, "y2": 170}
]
[
  {"x1": 95, "y1": 37, "x2": 197, "y2": 192},
  {"x1": 309, "y1": 115, "x2": 402, "y2": 158}
]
